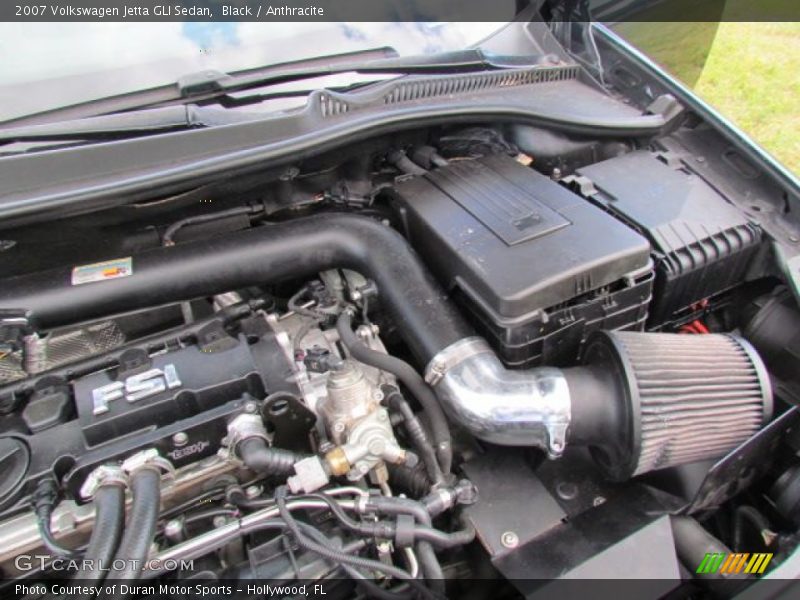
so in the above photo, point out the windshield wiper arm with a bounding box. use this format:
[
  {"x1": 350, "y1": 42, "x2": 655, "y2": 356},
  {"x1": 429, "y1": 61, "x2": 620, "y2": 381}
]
[
  {"x1": 0, "y1": 105, "x2": 266, "y2": 146},
  {"x1": 2, "y1": 48, "x2": 542, "y2": 130},
  {"x1": 0, "y1": 79, "x2": 386, "y2": 146},
  {"x1": 0, "y1": 46, "x2": 399, "y2": 129}
]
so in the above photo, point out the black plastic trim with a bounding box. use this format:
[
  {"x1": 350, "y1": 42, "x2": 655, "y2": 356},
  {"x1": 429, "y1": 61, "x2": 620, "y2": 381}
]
[{"x1": 0, "y1": 70, "x2": 665, "y2": 227}]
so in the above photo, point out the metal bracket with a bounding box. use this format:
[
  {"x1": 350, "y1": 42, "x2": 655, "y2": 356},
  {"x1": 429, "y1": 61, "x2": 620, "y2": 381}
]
[{"x1": 176, "y1": 70, "x2": 232, "y2": 98}]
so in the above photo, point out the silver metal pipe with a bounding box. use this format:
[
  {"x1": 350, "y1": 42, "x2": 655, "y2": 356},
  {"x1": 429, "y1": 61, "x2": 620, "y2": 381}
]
[
  {"x1": 403, "y1": 547, "x2": 420, "y2": 578},
  {"x1": 148, "y1": 497, "x2": 358, "y2": 576},
  {"x1": 424, "y1": 337, "x2": 571, "y2": 458}
]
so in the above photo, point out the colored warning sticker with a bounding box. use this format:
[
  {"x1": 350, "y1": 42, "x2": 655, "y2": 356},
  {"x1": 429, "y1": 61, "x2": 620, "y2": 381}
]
[{"x1": 71, "y1": 257, "x2": 133, "y2": 285}]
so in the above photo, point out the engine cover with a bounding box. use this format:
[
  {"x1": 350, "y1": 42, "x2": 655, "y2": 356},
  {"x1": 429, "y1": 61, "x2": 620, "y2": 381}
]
[
  {"x1": 0, "y1": 314, "x2": 313, "y2": 512},
  {"x1": 74, "y1": 339, "x2": 270, "y2": 447},
  {"x1": 392, "y1": 154, "x2": 652, "y2": 366}
]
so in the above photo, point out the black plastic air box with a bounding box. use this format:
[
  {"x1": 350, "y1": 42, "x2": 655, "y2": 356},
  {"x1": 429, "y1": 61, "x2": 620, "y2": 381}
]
[
  {"x1": 392, "y1": 154, "x2": 653, "y2": 367},
  {"x1": 575, "y1": 151, "x2": 762, "y2": 323}
]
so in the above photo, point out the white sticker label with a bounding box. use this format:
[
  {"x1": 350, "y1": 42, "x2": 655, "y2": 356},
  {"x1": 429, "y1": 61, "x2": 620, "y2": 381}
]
[{"x1": 71, "y1": 257, "x2": 132, "y2": 286}]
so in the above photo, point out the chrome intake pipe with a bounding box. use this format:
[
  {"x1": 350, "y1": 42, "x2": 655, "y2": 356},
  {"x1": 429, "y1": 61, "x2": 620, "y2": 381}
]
[
  {"x1": 424, "y1": 338, "x2": 571, "y2": 458},
  {"x1": 424, "y1": 332, "x2": 772, "y2": 479}
]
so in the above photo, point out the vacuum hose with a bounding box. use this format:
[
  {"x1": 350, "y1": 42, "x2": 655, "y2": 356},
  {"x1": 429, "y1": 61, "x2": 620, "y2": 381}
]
[{"x1": 237, "y1": 437, "x2": 306, "y2": 476}]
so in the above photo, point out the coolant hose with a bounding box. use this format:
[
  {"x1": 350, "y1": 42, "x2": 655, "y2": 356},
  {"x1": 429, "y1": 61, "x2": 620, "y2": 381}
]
[
  {"x1": 74, "y1": 484, "x2": 125, "y2": 591},
  {"x1": 237, "y1": 437, "x2": 306, "y2": 475},
  {"x1": 337, "y1": 311, "x2": 452, "y2": 474},
  {"x1": 413, "y1": 518, "x2": 476, "y2": 549},
  {"x1": 106, "y1": 468, "x2": 161, "y2": 583}
]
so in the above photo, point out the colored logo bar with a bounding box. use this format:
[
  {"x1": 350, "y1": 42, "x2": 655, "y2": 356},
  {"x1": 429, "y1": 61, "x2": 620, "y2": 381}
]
[{"x1": 696, "y1": 552, "x2": 772, "y2": 575}]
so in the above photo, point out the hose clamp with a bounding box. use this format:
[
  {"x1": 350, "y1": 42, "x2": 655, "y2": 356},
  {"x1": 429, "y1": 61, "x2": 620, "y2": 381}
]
[
  {"x1": 424, "y1": 337, "x2": 492, "y2": 386},
  {"x1": 424, "y1": 338, "x2": 572, "y2": 458},
  {"x1": 353, "y1": 494, "x2": 371, "y2": 515},
  {"x1": 121, "y1": 448, "x2": 175, "y2": 480},
  {"x1": 226, "y1": 413, "x2": 269, "y2": 454},
  {"x1": 79, "y1": 465, "x2": 128, "y2": 501}
]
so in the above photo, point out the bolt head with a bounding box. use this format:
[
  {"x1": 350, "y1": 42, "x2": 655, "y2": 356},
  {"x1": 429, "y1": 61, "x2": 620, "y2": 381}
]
[
  {"x1": 245, "y1": 485, "x2": 261, "y2": 500},
  {"x1": 172, "y1": 432, "x2": 189, "y2": 447},
  {"x1": 212, "y1": 515, "x2": 229, "y2": 528},
  {"x1": 556, "y1": 481, "x2": 578, "y2": 501},
  {"x1": 501, "y1": 531, "x2": 519, "y2": 549},
  {"x1": 244, "y1": 401, "x2": 257, "y2": 413},
  {"x1": 164, "y1": 519, "x2": 184, "y2": 538},
  {"x1": 593, "y1": 496, "x2": 606, "y2": 507},
  {"x1": 333, "y1": 421, "x2": 346, "y2": 433}
]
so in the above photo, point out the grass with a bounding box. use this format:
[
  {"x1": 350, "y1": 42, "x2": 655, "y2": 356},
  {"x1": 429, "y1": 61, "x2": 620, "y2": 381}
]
[
  {"x1": 612, "y1": 20, "x2": 800, "y2": 175},
  {"x1": 694, "y1": 22, "x2": 800, "y2": 175}
]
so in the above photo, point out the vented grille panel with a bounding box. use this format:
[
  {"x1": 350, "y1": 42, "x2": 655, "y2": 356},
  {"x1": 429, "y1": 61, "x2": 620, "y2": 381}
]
[
  {"x1": 316, "y1": 65, "x2": 580, "y2": 119},
  {"x1": 383, "y1": 66, "x2": 580, "y2": 105}
]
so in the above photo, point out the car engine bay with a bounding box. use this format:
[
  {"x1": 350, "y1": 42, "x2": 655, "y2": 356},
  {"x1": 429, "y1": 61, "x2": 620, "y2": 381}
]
[{"x1": 0, "y1": 117, "x2": 799, "y2": 598}]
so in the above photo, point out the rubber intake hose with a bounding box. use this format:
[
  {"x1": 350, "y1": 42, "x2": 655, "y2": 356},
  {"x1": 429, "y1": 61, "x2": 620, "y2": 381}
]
[
  {"x1": 337, "y1": 311, "x2": 452, "y2": 473},
  {"x1": 237, "y1": 437, "x2": 305, "y2": 475},
  {"x1": 0, "y1": 213, "x2": 471, "y2": 365},
  {"x1": 73, "y1": 484, "x2": 125, "y2": 592},
  {"x1": 106, "y1": 468, "x2": 161, "y2": 583}
]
